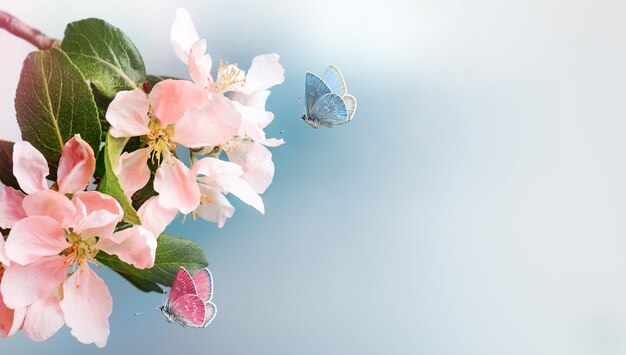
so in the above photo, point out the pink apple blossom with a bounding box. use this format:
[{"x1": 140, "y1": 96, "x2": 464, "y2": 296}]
[
  {"x1": 170, "y1": 9, "x2": 285, "y2": 147},
  {"x1": 106, "y1": 79, "x2": 241, "y2": 214},
  {"x1": 0, "y1": 136, "x2": 157, "y2": 347},
  {"x1": 191, "y1": 157, "x2": 264, "y2": 228}
]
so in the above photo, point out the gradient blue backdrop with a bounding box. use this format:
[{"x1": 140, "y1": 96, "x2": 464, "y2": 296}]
[{"x1": 2, "y1": 0, "x2": 626, "y2": 354}]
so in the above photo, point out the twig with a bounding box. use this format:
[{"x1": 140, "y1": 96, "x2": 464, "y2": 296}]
[{"x1": 0, "y1": 10, "x2": 59, "y2": 50}]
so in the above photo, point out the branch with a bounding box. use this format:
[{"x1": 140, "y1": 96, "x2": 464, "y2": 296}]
[{"x1": 0, "y1": 10, "x2": 59, "y2": 50}]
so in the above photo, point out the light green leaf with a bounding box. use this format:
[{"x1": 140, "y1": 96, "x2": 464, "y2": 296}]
[
  {"x1": 98, "y1": 133, "x2": 140, "y2": 224},
  {"x1": 61, "y1": 18, "x2": 146, "y2": 98},
  {"x1": 14, "y1": 49, "x2": 101, "y2": 177},
  {"x1": 98, "y1": 233, "x2": 209, "y2": 293}
]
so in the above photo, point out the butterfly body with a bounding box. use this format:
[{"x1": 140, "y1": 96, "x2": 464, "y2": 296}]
[
  {"x1": 160, "y1": 267, "x2": 216, "y2": 328},
  {"x1": 301, "y1": 65, "x2": 357, "y2": 128}
]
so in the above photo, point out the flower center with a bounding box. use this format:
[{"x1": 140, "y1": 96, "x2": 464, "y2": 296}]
[
  {"x1": 63, "y1": 230, "x2": 101, "y2": 287},
  {"x1": 211, "y1": 60, "x2": 245, "y2": 94},
  {"x1": 147, "y1": 118, "x2": 176, "y2": 165}
]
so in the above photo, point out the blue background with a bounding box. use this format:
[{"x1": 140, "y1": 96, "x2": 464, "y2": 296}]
[{"x1": 2, "y1": 0, "x2": 626, "y2": 354}]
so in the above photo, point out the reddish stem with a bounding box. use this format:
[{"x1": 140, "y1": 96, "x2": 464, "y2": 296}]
[{"x1": 0, "y1": 10, "x2": 59, "y2": 50}]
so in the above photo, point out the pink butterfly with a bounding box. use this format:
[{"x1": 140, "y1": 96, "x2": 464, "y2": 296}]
[{"x1": 160, "y1": 267, "x2": 217, "y2": 327}]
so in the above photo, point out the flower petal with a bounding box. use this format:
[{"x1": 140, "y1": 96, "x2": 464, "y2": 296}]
[
  {"x1": 97, "y1": 226, "x2": 157, "y2": 269},
  {"x1": 196, "y1": 185, "x2": 234, "y2": 228},
  {"x1": 22, "y1": 190, "x2": 76, "y2": 227},
  {"x1": 0, "y1": 186, "x2": 26, "y2": 229},
  {"x1": 154, "y1": 158, "x2": 200, "y2": 214},
  {"x1": 22, "y1": 292, "x2": 64, "y2": 342},
  {"x1": 193, "y1": 157, "x2": 243, "y2": 180},
  {"x1": 229, "y1": 90, "x2": 271, "y2": 110},
  {"x1": 137, "y1": 196, "x2": 178, "y2": 236},
  {"x1": 217, "y1": 176, "x2": 265, "y2": 214},
  {"x1": 5, "y1": 216, "x2": 66, "y2": 265},
  {"x1": 0, "y1": 292, "x2": 26, "y2": 338},
  {"x1": 174, "y1": 93, "x2": 241, "y2": 148},
  {"x1": 61, "y1": 267, "x2": 112, "y2": 348},
  {"x1": 235, "y1": 102, "x2": 284, "y2": 146},
  {"x1": 1, "y1": 255, "x2": 67, "y2": 309},
  {"x1": 7, "y1": 307, "x2": 26, "y2": 337},
  {"x1": 171, "y1": 8, "x2": 200, "y2": 63},
  {"x1": 150, "y1": 80, "x2": 206, "y2": 127},
  {"x1": 239, "y1": 54, "x2": 285, "y2": 94},
  {"x1": 114, "y1": 148, "x2": 150, "y2": 200},
  {"x1": 71, "y1": 191, "x2": 123, "y2": 239},
  {"x1": 225, "y1": 142, "x2": 274, "y2": 194},
  {"x1": 106, "y1": 89, "x2": 150, "y2": 138},
  {"x1": 12, "y1": 141, "x2": 49, "y2": 194},
  {"x1": 188, "y1": 39, "x2": 212, "y2": 88},
  {"x1": 57, "y1": 135, "x2": 95, "y2": 194}
]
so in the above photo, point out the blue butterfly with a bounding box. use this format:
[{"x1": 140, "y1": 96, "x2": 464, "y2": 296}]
[{"x1": 301, "y1": 65, "x2": 357, "y2": 128}]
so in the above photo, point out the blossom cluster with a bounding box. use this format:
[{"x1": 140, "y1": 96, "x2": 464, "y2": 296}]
[{"x1": 0, "y1": 8, "x2": 284, "y2": 346}]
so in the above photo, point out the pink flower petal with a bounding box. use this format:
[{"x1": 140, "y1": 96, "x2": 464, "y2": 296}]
[
  {"x1": 61, "y1": 266, "x2": 112, "y2": 348},
  {"x1": 97, "y1": 226, "x2": 157, "y2": 269},
  {"x1": 0, "y1": 186, "x2": 26, "y2": 229},
  {"x1": 225, "y1": 142, "x2": 275, "y2": 194},
  {"x1": 1, "y1": 255, "x2": 67, "y2": 309},
  {"x1": 0, "y1": 293, "x2": 25, "y2": 338},
  {"x1": 106, "y1": 89, "x2": 150, "y2": 138},
  {"x1": 196, "y1": 185, "x2": 234, "y2": 228},
  {"x1": 149, "y1": 80, "x2": 206, "y2": 127},
  {"x1": 12, "y1": 141, "x2": 49, "y2": 194},
  {"x1": 114, "y1": 148, "x2": 150, "y2": 200},
  {"x1": 71, "y1": 191, "x2": 123, "y2": 239},
  {"x1": 174, "y1": 93, "x2": 241, "y2": 148},
  {"x1": 22, "y1": 190, "x2": 76, "y2": 227},
  {"x1": 57, "y1": 135, "x2": 95, "y2": 194},
  {"x1": 154, "y1": 158, "x2": 200, "y2": 214},
  {"x1": 5, "y1": 216, "x2": 67, "y2": 266},
  {"x1": 239, "y1": 54, "x2": 285, "y2": 94},
  {"x1": 188, "y1": 39, "x2": 212, "y2": 88},
  {"x1": 137, "y1": 196, "x2": 178, "y2": 236},
  {"x1": 22, "y1": 292, "x2": 64, "y2": 342},
  {"x1": 216, "y1": 176, "x2": 265, "y2": 214},
  {"x1": 171, "y1": 8, "x2": 200, "y2": 63}
]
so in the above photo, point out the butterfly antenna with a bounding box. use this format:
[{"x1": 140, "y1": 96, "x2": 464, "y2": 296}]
[
  {"x1": 134, "y1": 287, "x2": 167, "y2": 316},
  {"x1": 133, "y1": 306, "x2": 160, "y2": 316}
]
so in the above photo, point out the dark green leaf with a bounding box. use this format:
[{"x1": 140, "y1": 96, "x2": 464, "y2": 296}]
[
  {"x1": 98, "y1": 233, "x2": 209, "y2": 293},
  {"x1": 97, "y1": 134, "x2": 141, "y2": 224},
  {"x1": 14, "y1": 49, "x2": 101, "y2": 178},
  {"x1": 0, "y1": 141, "x2": 20, "y2": 190},
  {"x1": 61, "y1": 18, "x2": 146, "y2": 98}
]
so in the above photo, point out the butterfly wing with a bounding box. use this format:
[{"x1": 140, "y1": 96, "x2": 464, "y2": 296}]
[
  {"x1": 343, "y1": 94, "x2": 357, "y2": 121},
  {"x1": 167, "y1": 267, "x2": 197, "y2": 307},
  {"x1": 309, "y1": 93, "x2": 349, "y2": 126},
  {"x1": 322, "y1": 65, "x2": 347, "y2": 96},
  {"x1": 203, "y1": 301, "x2": 217, "y2": 327},
  {"x1": 168, "y1": 294, "x2": 206, "y2": 328},
  {"x1": 305, "y1": 72, "x2": 331, "y2": 118},
  {"x1": 193, "y1": 268, "x2": 213, "y2": 303}
]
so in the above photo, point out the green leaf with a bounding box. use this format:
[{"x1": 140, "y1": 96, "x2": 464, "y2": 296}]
[
  {"x1": 0, "y1": 141, "x2": 20, "y2": 190},
  {"x1": 98, "y1": 233, "x2": 209, "y2": 293},
  {"x1": 98, "y1": 134, "x2": 140, "y2": 224},
  {"x1": 61, "y1": 18, "x2": 146, "y2": 98},
  {"x1": 14, "y1": 49, "x2": 101, "y2": 177}
]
